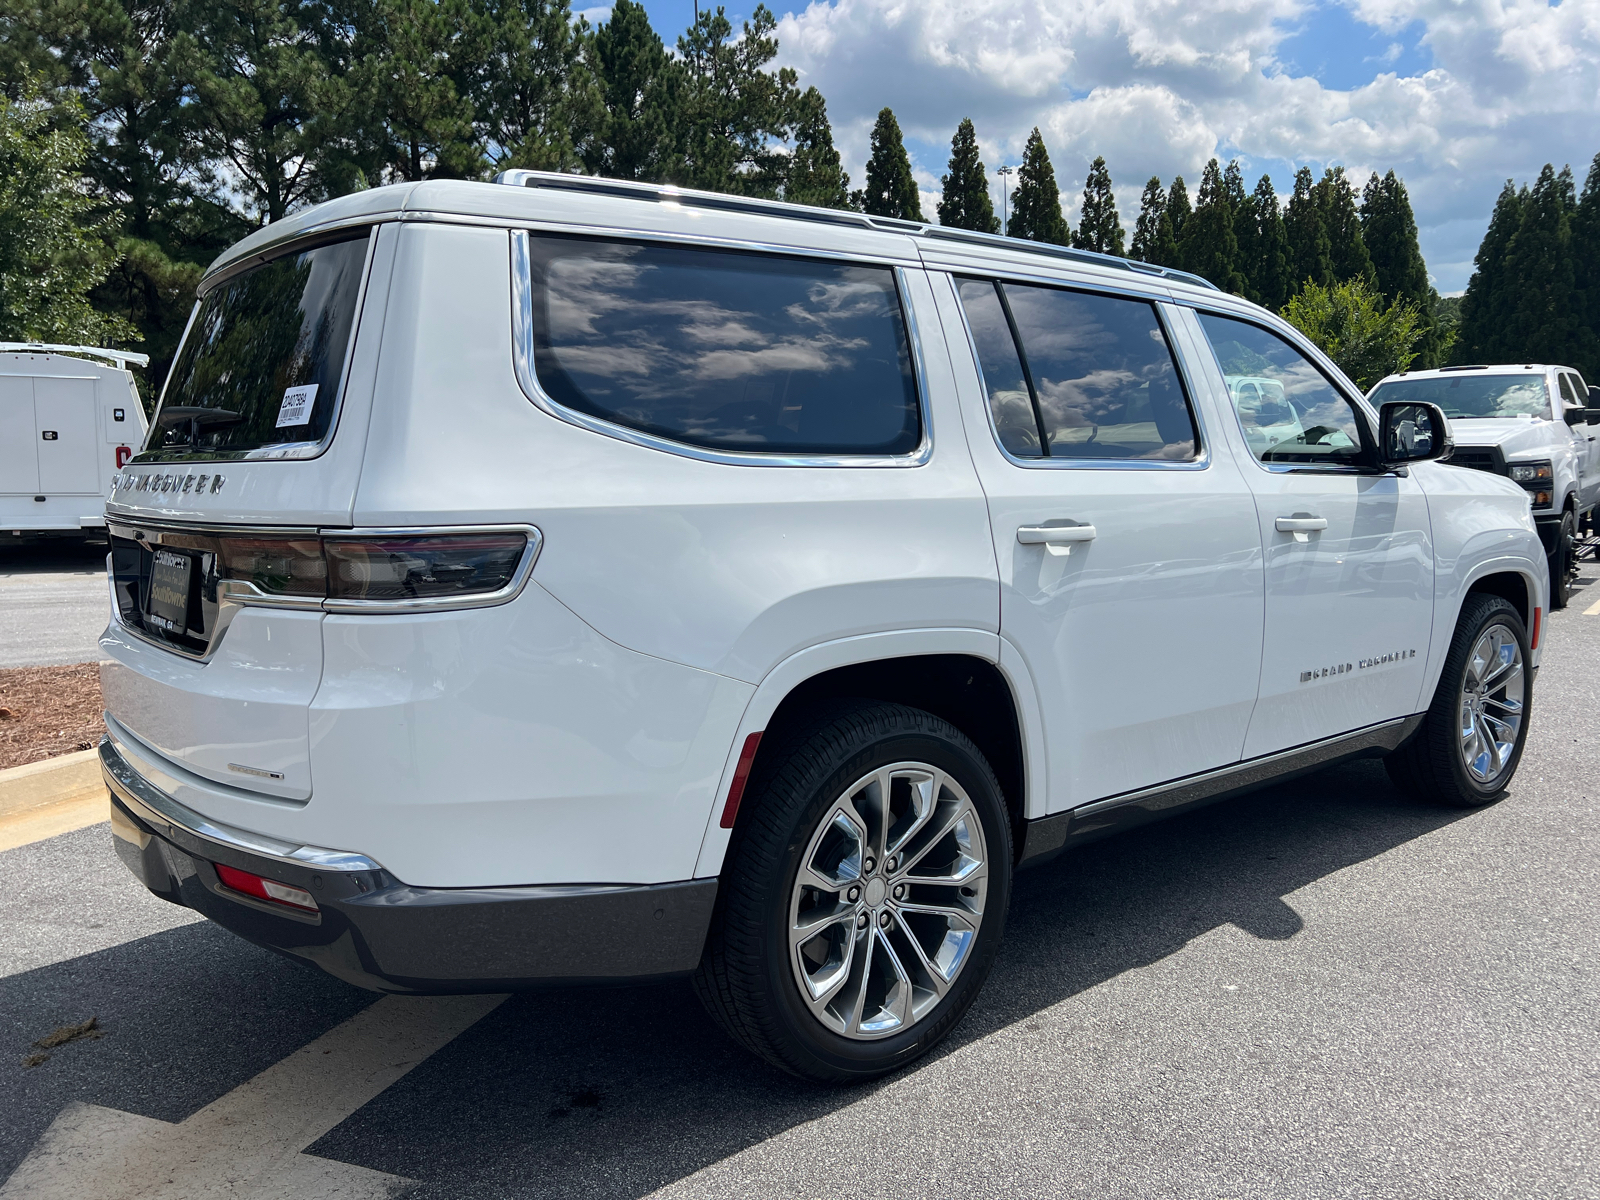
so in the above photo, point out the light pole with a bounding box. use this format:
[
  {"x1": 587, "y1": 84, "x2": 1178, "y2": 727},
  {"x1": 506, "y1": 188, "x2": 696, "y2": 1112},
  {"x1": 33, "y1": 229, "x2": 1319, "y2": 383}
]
[{"x1": 997, "y1": 165, "x2": 1013, "y2": 234}]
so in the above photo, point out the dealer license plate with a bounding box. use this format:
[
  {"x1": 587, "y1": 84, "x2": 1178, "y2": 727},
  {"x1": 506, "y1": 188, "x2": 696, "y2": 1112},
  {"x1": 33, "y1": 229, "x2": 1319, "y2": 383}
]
[{"x1": 147, "y1": 549, "x2": 193, "y2": 630}]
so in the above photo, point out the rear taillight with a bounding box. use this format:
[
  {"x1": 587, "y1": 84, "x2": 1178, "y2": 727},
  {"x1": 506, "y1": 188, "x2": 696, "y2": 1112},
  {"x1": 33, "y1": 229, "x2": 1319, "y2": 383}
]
[
  {"x1": 323, "y1": 533, "x2": 528, "y2": 602},
  {"x1": 214, "y1": 863, "x2": 319, "y2": 912}
]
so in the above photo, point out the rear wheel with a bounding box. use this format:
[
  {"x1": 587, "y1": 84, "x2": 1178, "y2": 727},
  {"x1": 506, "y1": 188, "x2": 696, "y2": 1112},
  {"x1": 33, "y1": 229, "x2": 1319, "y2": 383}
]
[
  {"x1": 1384, "y1": 594, "x2": 1531, "y2": 807},
  {"x1": 1547, "y1": 509, "x2": 1576, "y2": 610},
  {"x1": 694, "y1": 701, "x2": 1012, "y2": 1082}
]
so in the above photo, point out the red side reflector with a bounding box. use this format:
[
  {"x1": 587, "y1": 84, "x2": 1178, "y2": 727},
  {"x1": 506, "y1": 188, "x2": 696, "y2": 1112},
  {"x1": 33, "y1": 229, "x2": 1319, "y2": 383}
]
[
  {"x1": 214, "y1": 862, "x2": 319, "y2": 912},
  {"x1": 1531, "y1": 608, "x2": 1542, "y2": 650},
  {"x1": 719, "y1": 732, "x2": 764, "y2": 829}
]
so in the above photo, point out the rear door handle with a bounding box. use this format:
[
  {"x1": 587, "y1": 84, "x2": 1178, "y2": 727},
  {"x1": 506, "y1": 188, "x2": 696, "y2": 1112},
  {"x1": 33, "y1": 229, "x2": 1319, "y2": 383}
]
[
  {"x1": 1275, "y1": 515, "x2": 1328, "y2": 542},
  {"x1": 1017, "y1": 524, "x2": 1097, "y2": 557}
]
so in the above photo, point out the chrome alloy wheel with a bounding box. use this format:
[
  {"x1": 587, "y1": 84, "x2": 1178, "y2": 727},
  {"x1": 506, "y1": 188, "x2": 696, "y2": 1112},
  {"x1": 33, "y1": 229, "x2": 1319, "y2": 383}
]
[
  {"x1": 788, "y1": 762, "x2": 988, "y2": 1040},
  {"x1": 1458, "y1": 621, "x2": 1526, "y2": 785}
]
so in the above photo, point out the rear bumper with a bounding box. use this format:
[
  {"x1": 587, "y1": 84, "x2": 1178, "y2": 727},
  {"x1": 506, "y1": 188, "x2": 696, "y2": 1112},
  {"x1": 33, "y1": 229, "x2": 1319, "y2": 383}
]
[{"x1": 101, "y1": 737, "x2": 717, "y2": 994}]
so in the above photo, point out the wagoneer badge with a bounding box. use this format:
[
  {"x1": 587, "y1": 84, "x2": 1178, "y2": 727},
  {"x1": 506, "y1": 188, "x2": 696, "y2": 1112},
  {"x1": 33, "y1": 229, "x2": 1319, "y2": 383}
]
[
  {"x1": 1300, "y1": 649, "x2": 1416, "y2": 683},
  {"x1": 112, "y1": 471, "x2": 227, "y2": 496}
]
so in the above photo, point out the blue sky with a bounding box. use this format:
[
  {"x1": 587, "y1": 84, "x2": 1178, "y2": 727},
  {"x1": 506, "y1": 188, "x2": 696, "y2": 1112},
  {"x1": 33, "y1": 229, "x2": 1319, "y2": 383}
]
[{"x1": 607, "y1": 1, "x2": 1600, "y2": 293}]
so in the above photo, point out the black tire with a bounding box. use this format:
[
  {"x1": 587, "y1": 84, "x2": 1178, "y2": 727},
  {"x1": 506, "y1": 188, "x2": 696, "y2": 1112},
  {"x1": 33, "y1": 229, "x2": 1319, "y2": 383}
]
[
  {"x1": 1384, "y1": 593, "x2": 1532, "y2": 807},
  {"x1": 694, "y1": 701, "x2": 1013, "y2": 1083},
  {"x1": 1547, "y1": 509, "x2": 1575, "y2": 611}
]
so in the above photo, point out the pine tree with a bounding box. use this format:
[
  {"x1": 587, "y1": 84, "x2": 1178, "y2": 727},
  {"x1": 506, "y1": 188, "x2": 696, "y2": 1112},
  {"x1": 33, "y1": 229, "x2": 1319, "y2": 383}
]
[
  {"x1": 937, "y1": 117, "x2": 996, "y2": 232},
  {"x1": 1162, "y1": 174, "x2": 1191, "y2": 249},
  {"x1": 1454, "y1": 181, "x2": 1527, "y2": 364},
  {"x1": 1237, "y1": 173, "x2": 1289, "y2": 310},
  {"x1": 1222, "y1": 159, "x2": 1247, "y2": 213},
  {"x1": 1072, "y1": 155, "x2": 1124, "y2": 254},
  {"x1": 1131, "y1": 176, "x2": 1166, "y2": 263},
  {"x1": 1315, "y1": 166, "x2": 1375, "y2": 286},
  {"x1": 1361, "y1": 170, "x2": 1441, "y2": 366},
  {"x1": 858, "y1": 107, "x2": 922, "y2": 220},
  {"x1": 1571, "y1": 153, "x2": 1600, "y2": 382},
  {"x1": 1006, "y1": 127, "x2": 1069, "y2": 244},
  {"x1": 784, "y1": 86, "x2": 849, "y2": 209},
  {"x1": 466, "y1": 0, "x2": 599, "y2": 174},
  {"x1": 1499, "y1": 164, "x2": 1578, "y2": 366},
  {"x1": 584, "y1": 0, "x2": 678, "y2": 181},
  {"x1": 1285, "y1": 166, "x2": 1331, "y2": 295},
  {"x1": 1178, "y1": 158, "x2": 1245, "y2": 293}
]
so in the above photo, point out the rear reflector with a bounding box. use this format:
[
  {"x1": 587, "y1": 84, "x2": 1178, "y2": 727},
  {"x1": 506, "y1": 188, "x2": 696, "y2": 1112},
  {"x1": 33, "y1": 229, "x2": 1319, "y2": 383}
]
[
  {"x1": 1531, "y1": 608, "x2": 1542, "y2": 650},
  {"x1": 719, "y1": 732, "x2": 764, "y2": 829},
  {"x1": 214, "y1": 862, "x2": 319, "y2": 912}
]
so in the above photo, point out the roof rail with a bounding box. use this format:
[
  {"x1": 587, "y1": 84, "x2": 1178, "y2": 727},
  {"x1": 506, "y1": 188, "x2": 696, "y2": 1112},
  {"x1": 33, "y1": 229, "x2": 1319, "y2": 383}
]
[
  {"x1": 1438, "y1": 364, "x2": 1489, "y2": 371},
  {"x1": 492, "y1": 170, "x2": 1221, "y2": 292},
  {"x1": 0, "y1": 341, "x2": 150, "y2": 368}
]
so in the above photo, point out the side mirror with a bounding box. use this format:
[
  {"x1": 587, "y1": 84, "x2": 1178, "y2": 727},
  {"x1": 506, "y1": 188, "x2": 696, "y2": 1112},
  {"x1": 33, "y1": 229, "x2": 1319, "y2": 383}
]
[
  {"x1": 1379, "y1": 400, "x2": 1453, "y2": 466},
  {"x1": 1564, "y1": 405, "x2": 1587, "y2": 426},
  {"x1": 1588, "y1": 407, "x2": 1600, "y2": 426}
]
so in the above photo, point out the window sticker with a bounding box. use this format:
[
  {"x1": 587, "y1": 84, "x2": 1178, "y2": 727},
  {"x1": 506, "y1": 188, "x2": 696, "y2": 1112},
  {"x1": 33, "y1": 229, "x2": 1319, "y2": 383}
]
[{"x1": 276, "y1": 384, "x2": 318, "y2": 428}]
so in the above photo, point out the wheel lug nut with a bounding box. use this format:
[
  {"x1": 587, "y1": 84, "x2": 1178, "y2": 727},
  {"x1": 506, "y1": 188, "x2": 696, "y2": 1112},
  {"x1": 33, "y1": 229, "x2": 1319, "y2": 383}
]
[
  {"x1": 856, "y1": 912, "x2": 870, "y2": 929},
  {"x1": 863, "y1": 857, "x2": 876, "y2": 875},
  {"x1": 893, "y1": 883, "x2": 905, "y2": 900},
  {"x1": 880, "y1": 911, "x2": 893, "y2": 928},
  {"x1": 847, "y1": 886, "x2": 860, "y2": 903},
  {"x1": 886, "y1": 856, "x2": 899, "y2": 872}
]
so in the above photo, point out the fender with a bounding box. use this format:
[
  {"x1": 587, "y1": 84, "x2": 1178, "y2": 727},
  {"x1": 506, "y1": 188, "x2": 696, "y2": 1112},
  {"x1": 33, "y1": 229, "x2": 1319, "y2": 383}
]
[
  {"x1": 1416, "y1": 552, "x2": 1547, "y2": 711},
  {"x1": 690, "y1": 627, "x2": 1055, "y2": 878}
]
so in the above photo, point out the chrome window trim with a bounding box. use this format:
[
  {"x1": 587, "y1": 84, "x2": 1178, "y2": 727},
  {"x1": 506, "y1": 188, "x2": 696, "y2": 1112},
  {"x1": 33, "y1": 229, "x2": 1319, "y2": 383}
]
[
  {"x1": 101, "y1": 722, "x2": 383, "y2": 872},
  {"x1": 135, "y1": 228, "x2": 380, "y2": 467},
  {"x1": 508, "y1": 228, "x2": 934, "y2": 469},
  {"x1": 944, "y1": 272, "x2": 1213, "y2": 472},
  {"x1": 105, "y1": 520, "x2": 543, "y2": 663}
]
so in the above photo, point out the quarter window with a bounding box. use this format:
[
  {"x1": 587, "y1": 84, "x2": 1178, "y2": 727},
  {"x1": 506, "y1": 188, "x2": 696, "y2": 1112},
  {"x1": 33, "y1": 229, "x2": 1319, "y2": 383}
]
[
  {"x1": 526, "y1": 236, "x2": 920, "y2": 456},
  {"x1": 1198, "y1": 313, "x2": 1368, "y2": 467},
  {"x1": 957, "y1": 278, "x2": 1198, "y2": 461}
]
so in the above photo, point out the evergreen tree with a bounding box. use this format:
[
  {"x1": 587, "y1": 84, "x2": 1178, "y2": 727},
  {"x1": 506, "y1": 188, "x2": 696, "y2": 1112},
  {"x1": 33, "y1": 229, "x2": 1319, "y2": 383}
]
[
  {"x1": 1361, "y1": 169, "x2": 1441, "y2": 366},
  {"x1": 1160, "y1": 174, "x2": 1191, "y2": 261},
  {"x1": 1454, "y1": 181, "x2": 1527, "y2": 364},
  {"x1": 1571, "y1": 153, "x2": 1600, "y2": 382},
  {"x1": 1006, "y1": 128, "x2": 1068, "y2": 244},
  {"x1": 1499, "y1": 164, "x2": 1578, "y2": 366},
  {"x1": 583, "y1": 0, "x2": 677, "y2": 181},
  {"x1": 858, "y1": 106, "x2": 922, "y2": 220},
  {"x1": 784, "y1": 86, "x2": 849, "y2": 208},
  {"x1": 937, "y1": 117, "x2": 997, "y2": 232},
  {"x1": 1222, "y1": 159, "x2": 1247, "y2": 212},
  {"x1": 466, "y1": 0, "x2": 599, "y2": 174},
  {"x1": 1315, "y1": 165, "x2": 1375, "y2": 286},
  {"x1": 1239, "y1": 173, "x2": 1289, "y2": 310},
  {"x1": 1072, "y1": 154, "x2": 1124, "y2": 254},
  {"x1": 1178, "y1": 157, "x2": 1245, "y2": 293},
  {"x1": 1130, "y1": 176, "x2": 1166, "y2": 263},
  {"x1": 1285, "y1": 166, "x2": 1331, "y2": 294}
]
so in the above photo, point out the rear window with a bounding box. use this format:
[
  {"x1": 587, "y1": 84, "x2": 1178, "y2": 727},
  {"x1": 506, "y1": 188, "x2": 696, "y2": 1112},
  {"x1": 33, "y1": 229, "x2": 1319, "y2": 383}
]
[
  {"x1": 1368, "y1": 373, "x2": 1551, "y2": 419},
  {"x1": 143, "y1": 232, "x2": 370, "y2": 460},
  {"x1": 525, "y1": 235, "x2": 921, "y2": 456}
]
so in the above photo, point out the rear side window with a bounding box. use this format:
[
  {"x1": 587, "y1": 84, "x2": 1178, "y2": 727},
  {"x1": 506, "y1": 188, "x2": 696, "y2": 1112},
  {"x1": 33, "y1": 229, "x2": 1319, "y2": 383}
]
[
  {"x1": 148, "y1": 232, "x2": 370, "y2": 460},
  {"x1": 956, "y1": 277, "x2": 1198, "y2": 461},
  {"x1": 526, "y1": 236, "x2": 920, "y2": 456}
]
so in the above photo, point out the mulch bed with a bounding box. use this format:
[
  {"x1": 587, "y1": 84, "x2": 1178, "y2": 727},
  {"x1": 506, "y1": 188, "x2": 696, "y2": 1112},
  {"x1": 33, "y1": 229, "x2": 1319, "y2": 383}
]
[{"x1": 0, "y1": 664, "x2": 105, "y2": 772}]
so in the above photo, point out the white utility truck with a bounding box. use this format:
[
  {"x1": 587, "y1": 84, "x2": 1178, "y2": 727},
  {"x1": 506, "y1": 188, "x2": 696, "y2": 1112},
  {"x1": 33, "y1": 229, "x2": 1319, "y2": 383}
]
[{"x1": 1, "y1": 343, "x2": 149, "y2": 543}]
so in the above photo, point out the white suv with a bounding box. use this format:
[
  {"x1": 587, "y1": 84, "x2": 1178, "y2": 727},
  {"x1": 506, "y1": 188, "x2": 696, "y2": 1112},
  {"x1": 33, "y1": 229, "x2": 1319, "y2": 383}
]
[
  {"x1": 99, "y1": 173, "x2": 1548, "y2": 1082},
  {"x1": 1369, "y1": 364, "x2": 1600, "y2": 610}
]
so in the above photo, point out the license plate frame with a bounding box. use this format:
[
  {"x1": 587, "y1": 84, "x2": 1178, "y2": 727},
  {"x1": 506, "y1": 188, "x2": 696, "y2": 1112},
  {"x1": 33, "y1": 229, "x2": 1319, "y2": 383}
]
[{"x1": 147, "y1": 548, "x2": 194, "y2": 631}]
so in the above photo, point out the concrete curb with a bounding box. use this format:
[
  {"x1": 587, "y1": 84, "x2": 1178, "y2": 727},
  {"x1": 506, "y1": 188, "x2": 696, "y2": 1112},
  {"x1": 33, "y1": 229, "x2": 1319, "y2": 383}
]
[{"x1": 0, "y1": 747, "x2": 108, "y2": 851}]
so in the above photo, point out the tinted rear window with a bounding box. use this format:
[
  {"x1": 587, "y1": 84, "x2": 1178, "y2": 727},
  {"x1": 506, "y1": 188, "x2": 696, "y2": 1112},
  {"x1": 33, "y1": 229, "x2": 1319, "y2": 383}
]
[
  {"x1": 1368, "y1": 374, "x2": 1551, "y2": 419},
  {"x1": 144, "y1": 232, "x2": 370, "y2": 460},
  {"x1": 526, "y1": 236, "x2": 921, "y2": 456}
]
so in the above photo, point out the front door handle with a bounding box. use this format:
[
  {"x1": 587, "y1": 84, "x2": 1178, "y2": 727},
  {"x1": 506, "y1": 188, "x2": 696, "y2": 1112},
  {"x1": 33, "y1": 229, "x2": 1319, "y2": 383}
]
[
  {"x1": 1275, "y1": 515, "x2": 1328, "y2": 542},
  {"x1": 1017, "y1": 524, "x2": 1097, "y2": 557}
]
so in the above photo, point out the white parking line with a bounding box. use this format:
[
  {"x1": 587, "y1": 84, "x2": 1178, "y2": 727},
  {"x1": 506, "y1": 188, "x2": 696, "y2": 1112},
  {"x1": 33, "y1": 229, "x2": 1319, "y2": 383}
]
[
  {"x1": 1, "y1": 992, "x2": 506, "y2": 1199},
  {"x1": 1583, "y1": 595, "x2": 1600, "y2": 616}
]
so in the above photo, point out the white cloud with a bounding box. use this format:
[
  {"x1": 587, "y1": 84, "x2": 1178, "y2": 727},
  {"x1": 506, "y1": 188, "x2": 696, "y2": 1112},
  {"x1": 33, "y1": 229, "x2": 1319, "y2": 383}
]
[{"x1": 774, "y1": 0, "x2": 1600, "y2": 291}]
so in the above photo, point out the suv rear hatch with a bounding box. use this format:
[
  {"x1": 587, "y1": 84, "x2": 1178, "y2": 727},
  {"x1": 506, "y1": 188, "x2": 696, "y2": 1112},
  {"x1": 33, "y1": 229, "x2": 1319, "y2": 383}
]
[{"x1": 102, "y1": 224, "x2": 392, "y2": 803}]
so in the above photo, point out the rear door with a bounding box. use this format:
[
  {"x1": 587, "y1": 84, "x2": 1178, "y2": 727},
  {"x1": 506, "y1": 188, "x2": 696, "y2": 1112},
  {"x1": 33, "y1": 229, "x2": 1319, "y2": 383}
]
[
  {"x1": 0, "y1": 375, "x2": 40, "y2": 494},
  {"x1": 932, "y1": 271, "x2": 1265, "y2": 812},
  {"x1": 34, "y1": 376, "x2": 101, "y2": 493},
  {"x1": 1188, "y1": 309, "x2": 1434, "y2": 757}
]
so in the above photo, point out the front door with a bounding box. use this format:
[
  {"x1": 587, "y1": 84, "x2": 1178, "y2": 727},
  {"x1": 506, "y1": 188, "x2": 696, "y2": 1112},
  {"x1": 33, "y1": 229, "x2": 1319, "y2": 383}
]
[
  {"x1": 1192, "y1": 311, "x2": 1434, "y2": 758},
  {"x1": 933, "y1": 273, "x2": 1265, "y2": 812}
]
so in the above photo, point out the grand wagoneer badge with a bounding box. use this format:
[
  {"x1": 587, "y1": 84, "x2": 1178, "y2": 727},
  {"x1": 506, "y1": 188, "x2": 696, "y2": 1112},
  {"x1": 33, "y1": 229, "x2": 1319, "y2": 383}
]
[{"x1": 1301, "y1": 648, "x2": 1417, "y2": 683}]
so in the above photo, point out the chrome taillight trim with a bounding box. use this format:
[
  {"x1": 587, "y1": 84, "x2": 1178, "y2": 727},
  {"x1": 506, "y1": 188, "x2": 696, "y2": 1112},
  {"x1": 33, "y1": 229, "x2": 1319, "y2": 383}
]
[{"x1": 319, "y1": 525, "x2": 543, "y2": 614}]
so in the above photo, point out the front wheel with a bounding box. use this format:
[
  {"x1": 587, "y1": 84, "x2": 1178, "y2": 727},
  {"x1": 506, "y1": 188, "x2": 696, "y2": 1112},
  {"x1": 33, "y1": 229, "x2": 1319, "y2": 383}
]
[
  {"x1": 1547, "y1": 509, "x2": 1576, "y2": 610},
  {"x1": 1384, "y1": 593, "x2": 1531, "y2": 807},
  {"x1": 694, "y1": 702, "x2": 1013, "y2": 1082}
]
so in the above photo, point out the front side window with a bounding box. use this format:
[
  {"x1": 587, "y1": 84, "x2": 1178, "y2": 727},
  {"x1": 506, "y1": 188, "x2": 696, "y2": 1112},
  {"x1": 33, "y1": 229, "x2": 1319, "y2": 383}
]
[
  {"x1": 147, "y1": 232, "x2": 370, "y2": 460},
  {"x1": 1199, "y1": 313, "x2": 1368, "y2": 467},
  {"x1": 957, "y1": 278, "x2": 1198, "y2": 461},
  {"x1": 1367, "y1": 373, "x2": 1551, "y2": 420},
  {"x1": 526, "y1": 236, "x2": 920, "y2": 456}
]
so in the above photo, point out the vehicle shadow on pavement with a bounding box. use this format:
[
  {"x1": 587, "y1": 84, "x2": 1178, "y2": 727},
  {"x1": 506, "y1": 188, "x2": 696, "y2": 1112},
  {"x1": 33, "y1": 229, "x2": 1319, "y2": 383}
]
[{"x1": 299, "y1": 757, "x2": 1481, "y2": 1200}]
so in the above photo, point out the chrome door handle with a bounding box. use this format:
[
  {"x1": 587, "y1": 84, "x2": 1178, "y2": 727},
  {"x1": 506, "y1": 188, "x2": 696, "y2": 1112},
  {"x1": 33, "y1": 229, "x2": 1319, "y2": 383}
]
[
  {"x1": 1275, "y1": 515, "x2": 1328, "y2": 542},
  {"x1": 1017, "y1": 524, "x2": 1097, "y2": 557}
]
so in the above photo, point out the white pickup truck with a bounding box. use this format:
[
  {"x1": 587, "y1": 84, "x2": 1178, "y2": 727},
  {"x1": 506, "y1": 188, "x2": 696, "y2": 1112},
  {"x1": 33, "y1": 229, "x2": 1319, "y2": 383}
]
[{"x1": 1369, "y1": 364, "x2": 1600, "y2": 608}]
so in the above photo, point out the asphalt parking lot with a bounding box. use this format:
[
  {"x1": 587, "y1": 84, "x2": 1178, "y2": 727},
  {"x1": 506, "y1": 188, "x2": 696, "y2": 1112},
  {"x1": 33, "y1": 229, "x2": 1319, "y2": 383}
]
[
  {"x1": 2, "y1": 566, "x2": 1597, "y2": 1199},
  {"x1": 0, "y1": 543, "x2": 110, "y2": 669}
]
